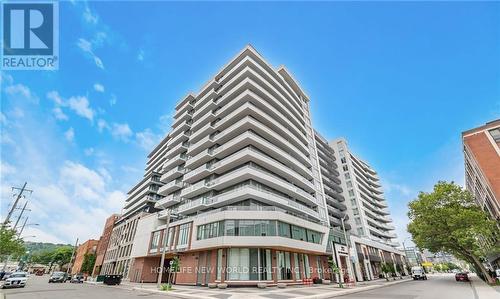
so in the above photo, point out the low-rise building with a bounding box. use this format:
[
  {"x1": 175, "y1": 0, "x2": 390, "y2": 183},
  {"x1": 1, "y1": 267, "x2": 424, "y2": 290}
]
[
  {"x1": 71, "y1": 239, "x2": 98, "y2": 275},
  {"x1": 92, "y1": 214, "x2": 119, "y2": 277}
]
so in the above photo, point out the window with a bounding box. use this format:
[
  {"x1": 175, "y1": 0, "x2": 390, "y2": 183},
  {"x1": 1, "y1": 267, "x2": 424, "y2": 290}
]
[
  {"x1": 216, "y1": 249, "x2": 223, "y2": 280},
  {"x1": 149, "y1": 231, "x2": 160, "y2": 253},
  {"x1": 293, "y1": 253, "x2": 301, "y2": 280},
  {"x1": 177, "y1": 223, "x2": 190, "y2": 247},
  {"x1": 277, "y1": 251, "x2": 292, "y2": 280},
  {"x1": 353, "y1": 208, "x2": 359, "y2": 215},
  {"x1": 489, "y1": 128, "x2": 500, "y2": 142},
  {"x1": 351, "y1": 198, "x2": 357, "y2": 206},
  {"x1": 341, "y1": 157, "x2": 346, "y2": 164},
  {"x1": 278, "y1": 222, "x2": 291, "y2": 238},
  {"x1": 346, "y1": 181, "x2": 352, "y2": 188},
  {"x1": 302, "y1": 254, "x2": 311, "y2": 278},
  {"x1": 355, "y1": 217, "x2": 362, "y2": 225},
  {"x1": 226, "y1": 248, "x2": 271, "y2": 281},
  {"x1": 291, "y1": 225, "x2": 306, "y2": 241},
  {"x1": 306, "y1": 229, "x2": 322, "y2": 244},
  {"x1": 348, "y1": 190, "x2": 355, "y2": 197},
  {"x1": 357, "y1": 228, "x2": 364, "y2": 236},
  {"x1": 343, "y1": 165, "x2": 348, "y2": 171},
  {"x1": 344, "y1": 173, "x2": 350, "y2": 179}
]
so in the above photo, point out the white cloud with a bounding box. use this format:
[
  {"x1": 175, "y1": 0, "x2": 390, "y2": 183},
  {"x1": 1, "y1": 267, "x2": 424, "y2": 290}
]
[
  {"x1": 0, "y1": 72, "x2": 13, "y2": 85},
  {"x1": 5, "y1": 83, "x2": 39, "y2": 103},
  {"x1": 0, "y1": 112, "x2": 6, "y2": 125},
  {"x1": 383, "y1": 180, "x2": 412, "y2": 196},
  {"x1": 47, "y1": 91, "x2": 95, "y2": 122},
  {"x1": 68, "y1": 96, "x2": 94, "y2": 121},
  {"x1": 1, "y1": 80, "x2": 127, "y2": 243},
  {"x1": 83, "y1": 5, "x2": 99, "y2": 25},
  {"x1": 77, "y1": 38, "x2": 104, "y2": 69},
  {"x1": 52, "y1": 107, "x2": 68, "y2": 120},
  {"x1": 97, "y1": 118, "x2": 109, "y2": 132},
  {"x1": 1, "y1": 162, "x2": 16, "y2": 176},
  {"x1": 136, "y1": 128, "x2": 161, "y2": 151},
  {"x1": 111, "y1": 123, "x2": 133, "y2": 141},
  {"x1": 93, "y1": 83, "x2": 105, "y2": 93},
  {"x1": 64, "y1": 127, "x2": 75, "y2": 142}
]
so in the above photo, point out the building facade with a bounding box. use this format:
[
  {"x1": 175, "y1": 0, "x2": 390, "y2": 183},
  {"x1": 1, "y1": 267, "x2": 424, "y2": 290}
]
[
  {"x1": 92, "y1": 214, "x2": 119, "y2": 277},
  {"x1": 462, "y1": 119, "x2": 500, "y2": 221},
  {"x1": 71, "y1": 239, "x2": 98, "y2": 275},
  {"x1": 127, "y1": 45, "x2": 335, "y2": 286},
  {"x1": 97, "y1": 45, "x2": 408, "y2": 286},
  {"x1": 462, "y1": 119, "x2": 500, "y2": 268},
  {"x1": 330, "y1": 138, "x2": 398, "y2": 248}
]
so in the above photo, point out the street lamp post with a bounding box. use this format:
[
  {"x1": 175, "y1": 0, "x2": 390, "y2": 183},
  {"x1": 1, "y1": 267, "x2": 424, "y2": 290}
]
[
  {"x1": 157, "y1": 210, "x2": 172, "y2": 289},
  {"x1": 402, "y1": 238, "x2": 411, "y2": 275},
  {"x1": 340, "y1": 214, "x2": 352, "y2": 283}
]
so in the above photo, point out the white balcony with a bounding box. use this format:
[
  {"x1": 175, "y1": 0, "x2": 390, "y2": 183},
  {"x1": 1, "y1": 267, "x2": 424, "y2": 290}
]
[
  {"x1": 162, "y1": 153, "x2": 187, "y2": 173},
  {"x1": 154, "y1": 193, "x2": 181, "y2": 209},
  {"x1": 167, "y1": 130, "x2": 190, "y2": 148},
  {"x1": 172, "y1": 109, "x2": 193, "y2": 128},
  {"x1": 158, "y1": 179, "x2": 184, "y2": 196},
  {"x1": 165, "y1": 141, "x2": 188, "y2": 160},
  {"x1": 160, "y1": 165, "x2": 185, "y2": 182},
  {"x1": 176, "y1": 183, "x2": 320, "y2": 221}
]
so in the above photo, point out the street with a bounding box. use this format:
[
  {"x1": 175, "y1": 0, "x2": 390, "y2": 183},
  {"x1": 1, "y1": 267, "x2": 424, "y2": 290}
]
[
  {"x1": 0, "y1": 273, "x2": 486, "y2": 299},
  {"x1": 339, "y1": 274, "x2": 475, "y2": 299},
  {"x1": 0, "y1": 275, "x2": 181, "y2": 299}
]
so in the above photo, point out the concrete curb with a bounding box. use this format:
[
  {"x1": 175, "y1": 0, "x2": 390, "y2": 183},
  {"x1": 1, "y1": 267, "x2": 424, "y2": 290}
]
[
  {"x1": 132, "y1": 287, "x2": 213, "y2": 299},
  {"x1": 295, "y1": 278, "x2": 412, "y2": 299},
  {"x1": 469, "y1": 275, "x2": 499, "y2": 299},
  {"x1": 128, "y1": 279, "x2": 412, "y2": 299}
]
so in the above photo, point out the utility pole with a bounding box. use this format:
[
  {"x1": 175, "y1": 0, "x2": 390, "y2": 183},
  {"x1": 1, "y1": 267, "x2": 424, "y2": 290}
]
[
  {"x1": 13, "y1": 201, "x2": 28, "y2": 229},
  {"x1": 157, "y1": 210, "x2": 171, "y2": 288},
  {"x1": 17, "y1": 217, "x2": 29, "y2": 237},
  {"x1": 3, "y1": 182, "x2": 32, "y2": 227},
  {"x1": 67, "y1": 238, "x2": 79, "y2": 275}
]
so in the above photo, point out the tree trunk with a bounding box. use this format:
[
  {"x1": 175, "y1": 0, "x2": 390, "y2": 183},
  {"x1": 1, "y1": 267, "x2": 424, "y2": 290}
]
[{"x1": 469, "y1": 253, "x2": 494, "y2": 284}]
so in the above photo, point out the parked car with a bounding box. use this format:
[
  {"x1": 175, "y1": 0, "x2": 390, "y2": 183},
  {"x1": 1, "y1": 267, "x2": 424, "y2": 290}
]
[
  {"x1": 1, "y1": 272, "x2": 27, "y2": 288},
  {"x1": 1, "y1": 272, "x2": 12, "y2": 281},
  {"x1": 70, "y1": 274, "x2": 84, "y2": 283},
  {"x1": 411, "y1": 266, "x2": 427, "y2": 280},
  {"x1": 48, "y1": 272, "x2": 68, "y2": 283},
  {"x1": 455, "y1": 272, "x2": 469, "y2": 282}
]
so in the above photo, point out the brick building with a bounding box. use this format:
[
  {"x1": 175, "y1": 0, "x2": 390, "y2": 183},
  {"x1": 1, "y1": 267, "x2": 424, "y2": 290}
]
[
  {"x1": 92, "y1": 214, "x2": 119, "y2": 276},
  {"x1": 71, "y1": 239, "x2": 98, "y2": 275}
]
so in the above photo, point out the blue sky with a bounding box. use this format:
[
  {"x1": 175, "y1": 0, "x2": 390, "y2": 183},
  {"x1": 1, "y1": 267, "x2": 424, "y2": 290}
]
[{"x1": 1, "y1": 1, "x2": 499, "y2": 245}]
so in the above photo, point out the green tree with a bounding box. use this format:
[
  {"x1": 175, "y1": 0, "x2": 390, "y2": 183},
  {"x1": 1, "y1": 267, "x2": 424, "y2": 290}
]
[
  {"x1": 80, "y1": 253, "x2": 96, "y2": 274},
  {"x1": 51, "y1": 246, "x2": 74, "y2": 270},
  {"x1": 0, "y1": 227, "x2": 25, "y2": 260},
  {"x1": 407, "y1": 181, "x2": 497, "y2": 283},
  {"x1": 381, "y1": 263, "x2": 391, "y2": 281}
]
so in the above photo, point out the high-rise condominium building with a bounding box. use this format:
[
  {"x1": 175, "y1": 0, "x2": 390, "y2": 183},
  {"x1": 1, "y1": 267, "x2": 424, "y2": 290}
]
[
  {"x1": 329, "y1": 138, "x2": 405, "y2": 281},
  {"x1": 330, "y1": 138, "x2": 398, "y2": 247},
  {"x1": 462, "y1": 119, "x2": 500, "y2": 221},
  {"x1": 462, "y1": 119, "x2": 500, "y2": 268},
  {"x1": 127, "y1": 45, "x2": 336, "y2": 286},
  {"x1": 101, "y1": 135, "x2": 171, "y2": 277}
]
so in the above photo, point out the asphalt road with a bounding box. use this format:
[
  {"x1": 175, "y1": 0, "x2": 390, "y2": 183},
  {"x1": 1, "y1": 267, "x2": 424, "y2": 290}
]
[
  {"x1": 0, "y1": 273, "x2": 477, "y2": 299},
  {"x1": 0, "y1": 275, "x2": 181, "y2": 299},
  {"x1": 338, "y1": 273, "x2": 476, "y2": 299}
]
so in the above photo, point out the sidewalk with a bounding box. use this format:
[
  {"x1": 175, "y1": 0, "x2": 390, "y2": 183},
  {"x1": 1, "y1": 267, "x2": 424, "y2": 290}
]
[
  {"x1": 469, "y1": 274, "x2": 500, "y2": 299},
  {"x1": 115, "y1": 277, "x2": 412, "y2": 299}
]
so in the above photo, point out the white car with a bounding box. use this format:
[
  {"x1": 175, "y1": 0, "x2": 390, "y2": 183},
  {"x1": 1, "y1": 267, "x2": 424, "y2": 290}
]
[{"x1": 1, "y1": 272, "x2": 28, "y2": 288}]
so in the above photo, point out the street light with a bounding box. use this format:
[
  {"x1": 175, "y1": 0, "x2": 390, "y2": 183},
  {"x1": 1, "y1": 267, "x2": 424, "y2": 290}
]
[
  {"x1": 402, "y1": 237, "x2": 411, "y2": 273},
  {"x1": 157, "y1": 209, "x2": 177, "y2": 288},
  {"x1": 340, "y1": 214, "x2": 352, "y2": 283}
]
